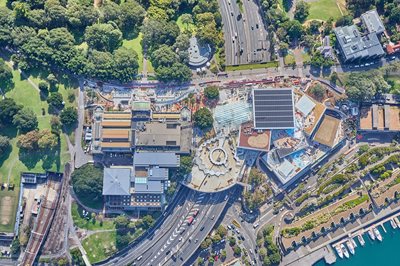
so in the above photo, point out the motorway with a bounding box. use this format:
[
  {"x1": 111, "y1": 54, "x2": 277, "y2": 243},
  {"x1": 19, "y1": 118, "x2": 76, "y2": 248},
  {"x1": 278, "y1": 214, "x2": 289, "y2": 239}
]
[
  {"x1": 219, "y1": 0, "x2": 270, "y2": 66},
  {"x1": 99, "y1": 186, "x2": 235, "y2": 266}
]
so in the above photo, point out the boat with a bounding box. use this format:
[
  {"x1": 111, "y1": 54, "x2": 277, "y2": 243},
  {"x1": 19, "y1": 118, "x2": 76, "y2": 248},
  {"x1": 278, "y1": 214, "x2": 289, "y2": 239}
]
[
  {"x1": 351, "y1": 238, "x2": 358, "y2": 248},
  {"x1": 346, "y1": 240, "x2": 355, "y2": 255},
  {"x1": 335, "y1": 244, "x2": 344, "y2": 259},
  {"x1": 357, "y1": 235, "x2": 365, "y2": 246},
  {"x1": 368, "y1": 229, "x2": 376, "y2": 240},
  {"x1": 341, "y1": 244, "x2": 350, "y2": 258},
  {"x1": 374, "y1": 227, "x2": 383, "y2": 242},
  {"x1": 395, "y1": 217, "x2": 400, "y2": 228},
  {"x1": 390, "y1": 219, "x2": 397, "y2": 229}
]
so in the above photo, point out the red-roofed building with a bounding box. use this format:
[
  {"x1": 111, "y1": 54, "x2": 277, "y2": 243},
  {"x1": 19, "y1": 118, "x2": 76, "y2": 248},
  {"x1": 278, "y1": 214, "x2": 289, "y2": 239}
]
[{"x1": 387, "y1": 42, "x2": 400, "y2": 54}]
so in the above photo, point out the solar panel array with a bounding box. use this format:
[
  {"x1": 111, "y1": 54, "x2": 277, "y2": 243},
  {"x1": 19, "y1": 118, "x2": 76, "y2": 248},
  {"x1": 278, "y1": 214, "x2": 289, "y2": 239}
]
[{"x1": 253, "y1": 88, "x2": 295, "y2": 129}]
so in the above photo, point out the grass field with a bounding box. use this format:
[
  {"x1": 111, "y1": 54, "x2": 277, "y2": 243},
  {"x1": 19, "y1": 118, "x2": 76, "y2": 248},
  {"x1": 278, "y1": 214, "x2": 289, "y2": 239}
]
[
  {"x1": 0, "y1": 63, "x2": 72, "y2": 233},
  {"x1": 122, "y1": 33, "x2": 154, "y2": 73},
  {"x1": 176, "y1": 14, "x2": 196, "y2": 34},
  {"x1": 226, "y1": 61, "x2": 279, "y2": 71},
  {"x1": 307, "y1": 0, "x2": 344, "y2": 21},
  {"x1": 82, "y1": 231, "x2": 117, "y2": 264},
  {"x1": 71, "y1": 203, "x2": 115, "y2": 230},
  {"x1": 0, "y1": 0, "x2": 5, "y2": 7}
]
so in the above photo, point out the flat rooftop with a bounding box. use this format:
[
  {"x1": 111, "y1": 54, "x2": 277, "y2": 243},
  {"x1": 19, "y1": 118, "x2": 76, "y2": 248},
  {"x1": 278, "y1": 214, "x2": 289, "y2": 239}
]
[
  {"x1": 101, "y1": 120, "x2": 131, "y2": 128},
  {"x1": 102, "y1": 112, "x2": 132, "y2": 120},
  {"x1": 238, "y1": 122, "x2": 271, "y2": 152},
  {"x1": 102, "y1": 129, "x2": 130, "y2": 140},
  {"x1": 253, "y1": 88, "x2": 295, "y2": 129},
  {"x1": 313, "y1": 115, "x2": 341, "y2": 148},
  {"x1": 135, "y1": 122, "x2": 181, "y2": 147}
]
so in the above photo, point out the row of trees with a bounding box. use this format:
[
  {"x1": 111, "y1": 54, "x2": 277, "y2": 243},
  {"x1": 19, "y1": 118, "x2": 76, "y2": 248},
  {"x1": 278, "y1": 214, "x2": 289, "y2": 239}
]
[{"x1": 0, "y1": 0, "x2": 144, "y2": 83}]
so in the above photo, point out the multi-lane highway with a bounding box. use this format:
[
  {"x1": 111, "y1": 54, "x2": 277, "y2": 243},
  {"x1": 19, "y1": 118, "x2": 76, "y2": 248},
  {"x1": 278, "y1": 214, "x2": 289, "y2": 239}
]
[
  {"x1": 219, "y1": 0, "x2": 270, "y2": 66},
  {"x1": 98, "y1": 186, "x2": 236, "y2": 266}
]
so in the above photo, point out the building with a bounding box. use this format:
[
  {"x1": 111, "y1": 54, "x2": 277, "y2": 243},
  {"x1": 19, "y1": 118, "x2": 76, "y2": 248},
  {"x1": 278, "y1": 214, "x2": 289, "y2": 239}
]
[
  {"x1": 103, "y1": 152, "x2": 181, "y2": 211},
  {"x1": 102, "y1": 168, "x2": 132, "y2": 209},
  {"x1": 237, "y1": 122, "x2": 271, "y2": 152},
  {"x1": 92, "y1": 108, "x2": 133, "y2": 154},
  {"x1": 386, "y1": 42, "x2": 400, "y2": 54},
  {"x1": 252, "y1": 88, "x2": 295, "y2": 129},
  {"x1": 359, "y1": 104, "x2": 400, "y2": 132},
  {"x1": 317, "y1": 36, "x2": 334, "y2": 59},
  {"x1": 334, "y1": 25, "x2": 385, "y2": 62},
  {"x1": 134, "y1": 121, "x2": 191, "y2": 154},
  {"x1": 360, "y1": 10, "x2": 385, "y2": 34}
]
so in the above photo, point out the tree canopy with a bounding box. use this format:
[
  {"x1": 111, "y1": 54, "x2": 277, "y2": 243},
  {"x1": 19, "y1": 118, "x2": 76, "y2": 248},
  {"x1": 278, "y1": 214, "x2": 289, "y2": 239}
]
[
  {"x1": 71, "y1": 164, "x2": 104, "y2": 205},
  {"x1": 294, "y1": 1, "x2": 309, "y2": 22},
  {"x1": 0, "y1": 98, "x2": 22, "y2": 125},
  {"x1": 13, "y1": 108, "x2": 38, "y2": 133},
  {"x1": 204, "y1": 86, "x2": 220, "y2": 100},
  {"x1": 193, "y1": 107, "x2": 214, "y2": 130},
  {"x1": 60, "y1": 106, "x2": 78, "y2": 127}
]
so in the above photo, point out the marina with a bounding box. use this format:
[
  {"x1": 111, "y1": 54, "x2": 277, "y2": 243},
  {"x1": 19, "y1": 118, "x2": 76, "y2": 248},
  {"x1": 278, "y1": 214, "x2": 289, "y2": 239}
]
[{"x1": 323, "y1": 214, "x2": 400, "y2": 265}]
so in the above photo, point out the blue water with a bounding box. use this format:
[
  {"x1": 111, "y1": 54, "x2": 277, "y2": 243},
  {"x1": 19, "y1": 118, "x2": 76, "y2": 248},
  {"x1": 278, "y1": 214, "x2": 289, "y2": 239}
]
[{"x1": 313, "y1": 221, "x2": 400, "y2": 266}]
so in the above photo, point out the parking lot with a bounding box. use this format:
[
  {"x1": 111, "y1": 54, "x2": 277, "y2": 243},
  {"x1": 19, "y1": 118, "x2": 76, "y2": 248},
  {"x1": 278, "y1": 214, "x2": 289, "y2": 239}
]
[{"x1": 218, "y1": 0, "x2": 271, "y2": 66}]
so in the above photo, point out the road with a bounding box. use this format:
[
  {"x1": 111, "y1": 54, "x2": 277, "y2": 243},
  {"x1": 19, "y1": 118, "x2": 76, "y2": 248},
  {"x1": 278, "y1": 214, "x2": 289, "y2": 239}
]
[{"x1": 97, "y1": 186, "x2": 234, "y2": 266}]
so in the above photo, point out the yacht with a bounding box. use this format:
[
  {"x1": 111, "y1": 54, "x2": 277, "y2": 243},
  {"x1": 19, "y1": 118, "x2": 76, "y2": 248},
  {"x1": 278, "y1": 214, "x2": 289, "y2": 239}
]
[
  {"x1": 368, "y1": 229, "x2": 376, "y2": 240},
  {"x1": 351, "y1": 238, "x2": 358, "y2": 248},
  {"x1": 390, "y1": 219, "x2": 398, "y2": 229},
  {"x1": 395, "y1": 217, "x2": 400, "y2": 228},
  {"x1": 357, "y1": 235, "x2": 365, "y2": 246},
  {"x1": 346, "y1": 240, "x2": 355, "y2": 255},
  {"x1": 341, "y1": 244, "x2": 350, "y2": 258},
  {"x1": 374, "y1": 227, "x2": 383, "y2": 242},
  {"x1": 335, "y1": 244, "x2": 344, "y2": 259}
]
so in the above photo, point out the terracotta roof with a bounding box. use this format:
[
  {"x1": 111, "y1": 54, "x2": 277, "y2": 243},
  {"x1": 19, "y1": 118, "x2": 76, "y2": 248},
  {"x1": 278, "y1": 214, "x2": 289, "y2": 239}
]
[
  {"x1": 102, "y1": 129, "x2": 130, "y2": 139},
  {"x1": 102, "y1": 120, "x2": 131, "y2": 128},
  {"x1": 103, "y1": 112, "x2": 131, "y2": 120},
  {"x1": 101, "y1": 142, "x2": 131, "y2": 148}
]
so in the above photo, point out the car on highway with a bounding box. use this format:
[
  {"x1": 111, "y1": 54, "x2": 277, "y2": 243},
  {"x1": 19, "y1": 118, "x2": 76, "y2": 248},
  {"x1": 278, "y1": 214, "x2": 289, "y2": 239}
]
[
  {"x1": 200, "y1": 226, "x2": 205, "y2": 231},
  {"x1": 211, "y1": 215, "x2": 215, "y2": 220},
  {"x1": 227, "y1": 225, "x2": 232, "y2": 230},
  {"x1": 179, "y1": 237, "x2": 183, "y2": 242},
  {"x1": 187, "y1": 216, "x2": 194, "y2": 225},
  {"x1": 193, "y1": 210, "x2": 199, "y2": 217},
  {"x1": 136, "y1": 256, "x2": 142, "y2": 261},
  {"x1": 253, "y1": 222, "x2": 259, "y2": 228}
]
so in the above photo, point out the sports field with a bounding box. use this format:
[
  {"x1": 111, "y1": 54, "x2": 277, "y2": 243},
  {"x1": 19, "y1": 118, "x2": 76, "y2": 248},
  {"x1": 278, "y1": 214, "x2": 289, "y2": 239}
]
[{"x1": 307, "y1": 0, "x2": 345, "y2": 21}]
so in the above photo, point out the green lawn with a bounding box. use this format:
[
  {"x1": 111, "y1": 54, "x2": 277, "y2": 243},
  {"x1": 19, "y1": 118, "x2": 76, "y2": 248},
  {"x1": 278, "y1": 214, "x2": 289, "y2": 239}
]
[
  {"x1": 307, "y1": 0, "x2": 343, "y2": 21},
  {"x1": 0, "y1": 64, "x2": 71, "y2": 233},
  {"x1": 82, "y1": 231, "x2": 117, "y2": 264},
  {"x1": 0, "y1": 0, "x2": 5, "y2": 7},
  {"x1": 82, "y1": 229, "x2": 144, "y2": 264},
  {"x1": 226, "y1": 61, "x2": 278, "y2": 71},
  {"x1": 71, "y1": 202, "x2": 115, "y2": 230},
  {"x1": 122, "y1": 33, "x2": 154, "y2": 73},
  {"x1": 176, "y1": 14, "x2": 196, "y2": 34}
]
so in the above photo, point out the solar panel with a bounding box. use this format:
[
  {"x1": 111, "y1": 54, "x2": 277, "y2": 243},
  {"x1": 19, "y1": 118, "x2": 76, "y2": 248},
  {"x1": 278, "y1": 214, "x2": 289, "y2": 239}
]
[{"x1": 253, "y1": 88, "x2": 295, "y2": 129}]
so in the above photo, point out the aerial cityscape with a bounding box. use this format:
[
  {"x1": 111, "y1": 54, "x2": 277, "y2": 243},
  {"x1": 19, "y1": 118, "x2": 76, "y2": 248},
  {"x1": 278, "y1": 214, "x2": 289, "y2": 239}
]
[{"x1": 0, "y1": 0, "x2": 399, "y2": 265}]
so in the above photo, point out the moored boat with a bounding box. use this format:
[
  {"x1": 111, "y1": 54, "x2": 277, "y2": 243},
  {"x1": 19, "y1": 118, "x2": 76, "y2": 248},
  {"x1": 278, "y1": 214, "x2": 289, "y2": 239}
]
[
  {"x1": 374, "y1": 227, "x2": 383, "y2": 242},
  {"x1": 394, "y1": 217, "x2": 400, "y2": 228},
  {"x1": 357, "y1": 235, "x2": 365, "y2": 246},
  {"x1": 346, "y1": 240, "x2": 355, "y2": 255},
  {"x1": 335, "y1": 244, "x2": 344, "y2": 259},
  {"x1": 351, "y1": 238, "x2": 358, "y2": 248},
  {"x1": 390, "y1": 219, "x2": 398, "y2": 229},
  {"x1": 341, "y1": 244, "x2": 350, "y2": 258},
  {"x1": 368, "y1": 229, "x2": 376, "y2": 240}
]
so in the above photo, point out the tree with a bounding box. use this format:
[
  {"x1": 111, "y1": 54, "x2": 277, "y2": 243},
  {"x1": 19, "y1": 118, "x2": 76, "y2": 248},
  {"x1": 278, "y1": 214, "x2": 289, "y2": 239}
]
[
  {"x1": 204, "y1": 86, "x2": 220, "y2": 100},
  {"x1": 330, "y1": 72, "x2": 338, "y2": 85},
  {"x1": 155, "y1": 62, "x2": 192, "y2": 83},
  {"x1": 283, "y1": 20, "x2": 304, "y2": 42},
  {"x1": 113, "y1": 47, "x2": 139, "y2": 82},
  {"x1": 193, "y1": 107, "x2": 213, "y2": 130},
  {"x1": 263, "y1": 256, "x2": 272, "y2": 266},
  {"x1": 37, "y1": 129, "x2": 58, "y2": 149},
  {"x1": 212, "y1": 233, "x2": 222, "y2": 243},
  {"x1": 85, "y1": 23, "x2": 123, "y2": 52},
  {"x1": 220, "y1": 249, "x2": 227, "y2": 260},
  {"x1": 39, "y1": 81, "x2": 49, "y2": 93},
  {"x1": 0, "y1": 58, "x2": 13, "y2": 91},
  {"x1": 13, "y1": 108, "x2": 38, "y2": 133},
  {"x1": 180, "y1": 14, "x2": 193, "y2": 29},
  {"x1": 47, "y1": 92, "x2": 64, "y2": 110},
  {"x1": 118, "y1": 0, "x2": 145, "y2": 34},
  {"x1": 310, "y1": 84, "x2": 325, "y2": 101},
  {"x1": 229, "y1": 236, "x2": 236, "y2": 246},
  {"x1": 294, "y1": 1, "x2": 309, "y2": 22},
  {"x1": 0, "y1": 98, "x2": 22, "y2": 125},
  {"x1": 10, "y1": 238, "x2": 20, "y2": 255},
  {"x1": 17, "y1": 130, "x2": 40, "y2": 149},
  {"x1": 233, "y1": 245, "x2": 241, "y2": 256},
  {"x1": 71, "y1": 164, "x2": 104, "y2": 205},
  {"x1": 50, "y1": 116, "x2": 61, "y2": 134},
  {"x1": 259, "y1": 247, "x2": 268, "y2": 258},
  {"x1": 216, "y1": 225, "x2": 227, "y2": 238},
  {"x1": 142, "y1": 215, "x2": 155, "y2": 229},
  {"x1": 151, "y1": 45, "x2": 178, "y2": 69},
  {"x1": 141, "y1": 19, "x2": 180, "y2": 52},
  {"x1": 335, "y1": 15, "x2": 353, "y2": 27},
  {"x1": 47, "y1": 74, "x2": 58, "y2": 90},
  {"x1": 116, "y1": 234, "x2": 130, "y2": 249},
  {"x1": 60, "y1": 107, "x2": 78, "y2": 127},
  {"x1": 68, "y1": 91, "x2": 76, "y2": 103},
  {"x1": 0, "y1": 135, "x2": 10, "y2": 154},
  {"x1": 269, "y1": 252, "x2": 281, "y2": 264},
  {"x1": 200, "y1": 237, "x2": 212, "y2": 249},
  {"x1": 114, "y1": 215, "x2": 130, "y2": 228}
]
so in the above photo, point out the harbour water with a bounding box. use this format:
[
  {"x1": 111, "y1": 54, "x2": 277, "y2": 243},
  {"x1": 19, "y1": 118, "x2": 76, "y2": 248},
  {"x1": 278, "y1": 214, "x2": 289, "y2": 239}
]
[{"x1": 314, "y1": 221, "x2": 400, "y2": 266}]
